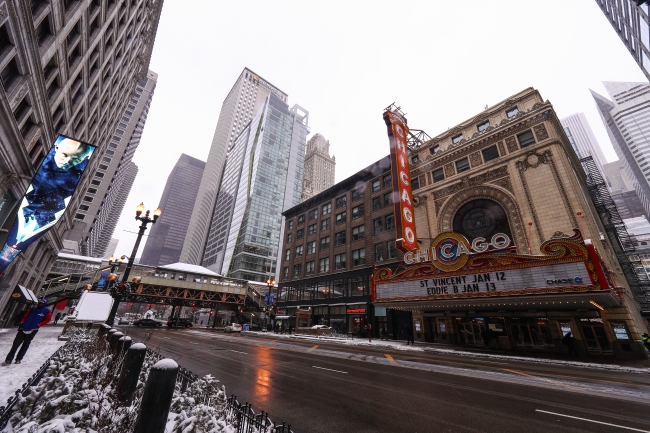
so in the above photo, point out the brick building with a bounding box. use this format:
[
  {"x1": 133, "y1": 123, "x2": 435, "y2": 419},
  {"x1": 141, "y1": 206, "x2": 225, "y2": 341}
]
[{"x1": 277, "y1": 156, "x2": 402, "y2": 335}]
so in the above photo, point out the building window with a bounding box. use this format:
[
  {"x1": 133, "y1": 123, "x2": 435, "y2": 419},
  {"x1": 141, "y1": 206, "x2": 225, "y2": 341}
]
[
  {"x1": 284, "y1": 267, "x2": 289, "y2": 278},
  {"x1": 335, "y1": 231, "x2": 346, "y2": 246},
  {"x1": 79, "y1": 205, "x2": 89, "y2": 211},
  {"x1": 384, "y1": 192, "x2": 393, "y2": 206},
  {"x1": 456, "y1": 158, "x2": 470, "y2": 173},
  {"x1": 383, "y1": 174, "x2": 392, "y2": 188},
  {"x1": 288, "y1": 220, "x2": 294, "y2": 230},
  {"x1": 477, "y1": 120, "x2": 490, "y2": 132},
  {"x1": 372, "y1": 179, "x2": 381, "y2": 192},
  {"x1": 91, "y1": 180, "x2": 101, "y2": 186},
  {"x1": 295, "y1": 245, "x2": 303, "y2": 257},
  {"x1": 75, "y1": 213, "x2": 85, "y2": 220},
  {"x1": 335, "y1": 253, "x2": 346, "y2": 270},
  {"x1": 373, "y1": 218, "x2": 383, "y2": 234},
  {"x1": 433, "y1": 168, "x2": 445, "y2": 182},
  {"x1": 321, "y1": 218, "x2": 330, "y2": 231},
  {"x1": 294, "y1": 264, "x2": 302, "y2": 277},
  {"x1": 307, "y1": 241, "x2": 316, "y2": 254},
  {"x1": 83, "y1": 196, "x2": 93, "y2": 202},
  {"x1": 336, "y1": 195, "x2": 346, "y2": 209},
  {"x1": 385, "y1": 214, "x2": 395, "y2": 230},
  {"x1": 297, "y1": 228, "x2": 304, "y2": 239},
  {"x1": 373, "y1": 197, "x2": 382, "y2": 210},
  {"x1": 336, "y1": 211, "x2": 346, "y2": 225},
  {"x1": 297, "y1": 215, "x2": 305, "y2": 224},
  {"x1": 95, "y1": 172, "x2": 105, "y2": 178},
  {"x1": 482, "y1": 145, "x2": 499, "y2": 162},
  {"x1": 87, "y1": 188, "x2": 97, "y2": 194},
  {"x1": 411, "y1": 155, "x2": 419, "y2": 164},
  {"x1": 306, "y1": 261, "x2": 315, "y2": 275},
  {"x1": 412, "y1": 177, "x2": 420, "y2": 190},
  {"x1": 506, "y1": 106, "x2": 519, "y2": 118},
  {"x1": 308, "y1": 224, "x2": 317, "y2": 236},
  {"x1": 430, "y1": 145, "x2": 440, "y2": 155},
  {"x1": 375, "y1": 243, "x2": 384, "y2": 262},
  {"x1": 387, "y1": 241, "x2": 397, "y2": 259},
  {"x1": 287, "y1": 233, "x2": 292, "y2": 243},
  {"x1": 322, "y1": 203, "x2": 331, "y2": 215},
  {"x1": 309, "y1": 209, "x2": 318, "y2": 220},
  {"x1": 452, "y1": 134, "x2": 463, "y2": 144},
  {"x1": 352, "y1": 225, "x2": 365, "y2": 241},
  {"x1": 352, "y1": 249, "x2": 365, "y2": 266},
  {"x1": 285, "y1": 249, "x2": 291, "y2": 261},
  {"x1": 320, "y1": 236, "x2": 330, "y2": 251},
  {"x1": 352, "y1": 188, "x2": 364, "y2": 201},
  {"x1": 319, "y1": 257, "x2": 330, "y2": 273},
  {"x1": 517, "y1": 130, "x2": 535, "y2": 148},
  {"x1": 352, "y1": 205, "x2": 364, "y2": 219}
]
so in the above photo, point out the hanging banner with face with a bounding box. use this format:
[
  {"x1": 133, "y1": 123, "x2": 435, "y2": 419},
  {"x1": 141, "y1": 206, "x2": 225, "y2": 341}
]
[
  {"x1": 0, "y1": 135, "x2": 96, "y2": 275},
  {"x1": 383, "y1": 110, "x2": 418, "y2": 253}
]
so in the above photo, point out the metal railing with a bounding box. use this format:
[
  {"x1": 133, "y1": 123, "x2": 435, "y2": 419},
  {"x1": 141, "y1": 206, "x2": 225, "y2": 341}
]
[
  {"x1": 226, "y1": 395, "x2": 293, "y2": 433},
  {"x1": 40, "y1": 265, "x2": 112, "y2": 299},
  {"x1": 0, "y1": 345, "x2": 63, "y2": 429}
]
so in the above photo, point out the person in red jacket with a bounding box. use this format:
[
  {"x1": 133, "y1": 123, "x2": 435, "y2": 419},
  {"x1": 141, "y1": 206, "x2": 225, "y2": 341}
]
[{"x1": 5, "y1": 298, "x2": 52, "y2": 364}]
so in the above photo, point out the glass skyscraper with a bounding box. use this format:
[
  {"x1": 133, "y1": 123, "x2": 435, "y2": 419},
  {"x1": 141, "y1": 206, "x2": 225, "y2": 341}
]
[{"x1": 202, "y1": 93, "x2": 309, "y2": 282}]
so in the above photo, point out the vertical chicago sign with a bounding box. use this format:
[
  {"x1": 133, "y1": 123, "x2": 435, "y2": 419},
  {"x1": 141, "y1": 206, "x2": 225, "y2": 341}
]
[{"x1": 384, "y1": 110, "x2": 418, "y2": 253}]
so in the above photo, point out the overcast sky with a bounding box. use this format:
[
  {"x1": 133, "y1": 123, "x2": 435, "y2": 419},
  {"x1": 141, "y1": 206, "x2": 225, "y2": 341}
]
[{"x1": 111, "y1": 0, "x2": 647, "y2": 259}]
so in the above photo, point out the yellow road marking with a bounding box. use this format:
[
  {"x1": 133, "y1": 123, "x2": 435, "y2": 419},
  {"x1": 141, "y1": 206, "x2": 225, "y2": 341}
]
[
  {"x1": 502, "y1": 368, "x2": 532, "y2": 377},
  {"x1": 307, "y1": 345, "x2": 318, "y2": 353},
  {"x1": 385, "y1": 354, "x2": 397, "y2": 365}
]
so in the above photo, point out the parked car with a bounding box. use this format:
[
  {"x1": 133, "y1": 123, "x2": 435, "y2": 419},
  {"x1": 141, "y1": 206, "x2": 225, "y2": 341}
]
[
  {"x1": 167, "y1": 318, "x2": 193, "y2": 328},
  {"x1": 225, "y1": 323, "x2": 243, "y2": 333},
  {"x1": 310, "y1": 325, "x2": 331, "y2": 330},
  {"x1": 118, "y1": 317, "x2": 130, "y2": 325},
  {"x1": 133, "y1": 318, "x2": 162, "y2": 328}
]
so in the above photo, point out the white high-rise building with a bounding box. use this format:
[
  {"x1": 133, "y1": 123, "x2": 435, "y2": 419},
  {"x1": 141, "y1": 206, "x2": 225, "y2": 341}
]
[
  {"x1": 592, "y1": 82, "x2": 650, "y2": 217},
  {"x1": 560, "y1": 112, "x2": 608, "y2": 174},
  {"x1": 301, "y1": 133, "x2": 335, "y2": 202},
  {"x1": 180, "y1": 68, "x2": 288, "y2": 264}
]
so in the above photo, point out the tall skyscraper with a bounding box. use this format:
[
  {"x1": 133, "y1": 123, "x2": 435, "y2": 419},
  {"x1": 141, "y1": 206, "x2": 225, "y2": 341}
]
[
  {"x1": 592, "y1": 82, "x2": 650, "y2": 216},
  {"x1": 603, "y1": 160, "x2": 634, "y2": 193},
  {"x1": 560, "y1": 113, "x2": 608, "y2": 174},
  {"x1": 0, "y1": 0, "x2": 162, "y2": 315},
  {"x1": 67, "y1": 71, "x2": 157, "y2": 257},
  {"x1": 301, "y1": 133, "x2": 335, "y2": 202},
  {"x1": 595, "y1": 0, "x2": 650, "y2": 81},
  {"x1": 180, "y1": 68, "x2": 289, "y2": 265},
  {"x1": 201, "y1": 93, "x2": 308, "y2": 282},
  {"x1": 140, "y1": 154, "x2": 206, "y2": 267}
]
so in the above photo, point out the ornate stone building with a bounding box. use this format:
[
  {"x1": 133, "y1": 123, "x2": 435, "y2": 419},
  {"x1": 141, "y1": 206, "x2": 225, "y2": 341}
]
[
  {"x1": 377, "y1": 87, "x2": 649, "y2": 359},
  {"x1": 301, "y1": 133, "x2": 335, "y2": 202},
  {"x1": 0, "y1": 0, "x2": 163, "y2": 319}
]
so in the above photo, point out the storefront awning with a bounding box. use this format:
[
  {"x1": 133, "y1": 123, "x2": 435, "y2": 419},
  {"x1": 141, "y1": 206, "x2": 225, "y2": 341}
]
[
  {"x1": 346, "y1": 302, "x2": 367, "y2": 306},
  {"x1": 275, "y1": 315, "x2": 291, "y2": 319},
  {"x1": 10, "y1": 285, "x2": 38, "y2": 304}
]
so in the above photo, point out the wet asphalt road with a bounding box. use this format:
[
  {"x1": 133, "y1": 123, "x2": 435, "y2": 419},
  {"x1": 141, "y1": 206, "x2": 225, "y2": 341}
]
[{"x1": 117, "y1": 326, "x2": 650, "y2": 433}]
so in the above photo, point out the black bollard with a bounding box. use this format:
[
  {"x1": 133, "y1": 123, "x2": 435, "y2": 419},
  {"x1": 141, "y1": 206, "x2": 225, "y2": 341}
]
[
  {"x1": 116, "y1": 343, "x2": 147, "y2": 403},
  {"x1": 109, "y1": 332, "x2": 124, "y2": 350},
  {"x1": 106, "y1": 329, "x2": 117, "y2": 341},
  {"x1": 133, "y1": 359, "x2": 179, "y2": 433},
  {"x1": 116, "y1": 336, "x2": 132, "y2": 353},
  {"x1": 98, "y1": 324, "x2": 111, "y2": 336}
]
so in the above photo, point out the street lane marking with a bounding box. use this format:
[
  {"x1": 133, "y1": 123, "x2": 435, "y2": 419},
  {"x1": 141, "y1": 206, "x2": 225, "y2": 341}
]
[
  {"x1": 162, "y1": 337, "x2": 171, "y2": 339},
  {"x1": 231, "y1": 350, "x2": 247, "y2": 354},
  {"x1": 307, "y1": 345, "x2": 318, "y2": 353},
  {"x1": 312, "y1": 366, "x2": 347, "y2": 374},
  {"x1": 384, "y1": 354, "x2": 397, "y2": 365},
  {"x1": 502, "y1": 368, "x2": 532, "y2": 377},
  {"x1": 535, "y1": 410, "x2": 650, "y2": 432},
  {"x1": 189, "y1": 342, "x2": 199, "y2": 345}
]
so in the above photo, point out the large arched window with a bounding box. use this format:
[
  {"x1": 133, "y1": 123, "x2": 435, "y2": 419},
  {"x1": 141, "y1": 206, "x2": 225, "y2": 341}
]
[{"x1": 453, "y1": 199, "x2": 512, "y2": 241}]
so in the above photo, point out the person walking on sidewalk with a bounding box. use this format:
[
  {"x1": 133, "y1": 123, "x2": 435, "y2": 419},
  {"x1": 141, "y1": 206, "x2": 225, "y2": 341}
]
[
  {"x1": 5, "y1": 298, "x2": 52, "y2": 364},
  {"x1": 405, "y1": 324, "x2": 415, "y2": 345}
]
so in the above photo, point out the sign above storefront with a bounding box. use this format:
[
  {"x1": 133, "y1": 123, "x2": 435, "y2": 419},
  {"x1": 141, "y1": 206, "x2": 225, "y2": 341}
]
[
  {"x1": 347, "y1": 308, "x2": 366, "y2": 314},
  {"x1": 383, "y1": 110, "x2": 418, "y2": 253}
]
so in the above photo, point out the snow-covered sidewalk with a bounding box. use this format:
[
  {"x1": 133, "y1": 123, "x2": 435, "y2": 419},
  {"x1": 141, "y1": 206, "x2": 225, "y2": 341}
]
[{"x1": 0, "y1": 325, "x2": 66, "y2": 404}]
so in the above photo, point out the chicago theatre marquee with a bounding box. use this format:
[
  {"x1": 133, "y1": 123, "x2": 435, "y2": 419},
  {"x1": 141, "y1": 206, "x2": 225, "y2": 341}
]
[{"x1": 376, "y1": 88, "x2": 649, "y2": 359}]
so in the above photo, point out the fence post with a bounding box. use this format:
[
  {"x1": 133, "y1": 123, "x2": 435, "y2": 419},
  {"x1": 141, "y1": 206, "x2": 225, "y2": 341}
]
[
  {"x1": 98, "y1": 324, "x2": 111, "y2": 336},
  {"x1": 115, "y1": 343, "x2": 147, "y2": 403},
  {"x1": 133, "y1": 359, "x2": 178, "y2": 433},
  {"x1": 105, "y1": 328, "x2": 117, "y2": 342},
  {"x1": 116, "y1": 336, "x2": 132, "y2": 353},
  {"x1": 109, "y1": 331, "x2": 124, "y2": 350}
]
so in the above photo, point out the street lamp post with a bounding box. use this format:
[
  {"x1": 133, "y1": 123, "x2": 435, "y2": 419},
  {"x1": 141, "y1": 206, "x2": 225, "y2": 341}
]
[
  {"x1": 105, "y1": 202, "x2": 161, "y2": 326},
  {"x1": 265, "y1": 277, "x2": 275, "y2": 332}
]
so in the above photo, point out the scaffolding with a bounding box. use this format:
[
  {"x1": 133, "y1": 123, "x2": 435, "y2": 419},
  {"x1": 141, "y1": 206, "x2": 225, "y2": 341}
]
[
  {"x1": 383, "y1": 103, "x2": 431, "y2": 150},
  {"x1": 580, "y1": 155, "x2": 650, "y2": 314}
]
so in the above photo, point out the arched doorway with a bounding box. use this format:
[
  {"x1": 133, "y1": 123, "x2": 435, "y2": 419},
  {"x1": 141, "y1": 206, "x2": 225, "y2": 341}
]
[{"x1": 452, "y1": 199, "x2": 512, "y2": 241}]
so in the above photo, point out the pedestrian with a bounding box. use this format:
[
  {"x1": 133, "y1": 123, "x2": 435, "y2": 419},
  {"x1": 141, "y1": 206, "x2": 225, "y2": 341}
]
[
  {"x1": 405, "y1": 324, "x2": 414, "y2": 345},
  {"x1": 562, "y1": 332, "x2": 578, "y2": 356},
  {"x1": 53, "y1": 312, "x2": 62, "y2": 325},
  {"x1": 289, "y1": 322, "x2": 293, "y2": 335},
  {"x1": 381, "y1": 326, "x2": 387, "y2": 341},
  {"x1": 5, "y1": 298, "x2": 52, "y2": 364}
]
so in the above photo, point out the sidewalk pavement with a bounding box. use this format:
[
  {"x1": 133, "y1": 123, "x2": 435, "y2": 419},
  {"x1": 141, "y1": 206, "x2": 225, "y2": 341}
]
[
  {"x1": 194, "y1": 327, "x2": 650, "y2": 371},
  {"x1": 0, "y1": 324, "x2": 66, "y2": 404}
]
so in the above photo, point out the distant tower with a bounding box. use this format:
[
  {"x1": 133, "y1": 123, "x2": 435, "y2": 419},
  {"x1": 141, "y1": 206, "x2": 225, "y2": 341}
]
[
  {"x1": 560, "y1": 113, "x2": 608, "y2": 175},
  {"x1": 301, "y1": 133, "x2": 335, "y2": 201}
]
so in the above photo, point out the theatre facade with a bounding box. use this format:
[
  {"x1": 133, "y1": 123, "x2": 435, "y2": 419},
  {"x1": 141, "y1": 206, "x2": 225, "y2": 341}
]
[{"x1": 375, "y1": 88, "x2": 649, "y2": 359}]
